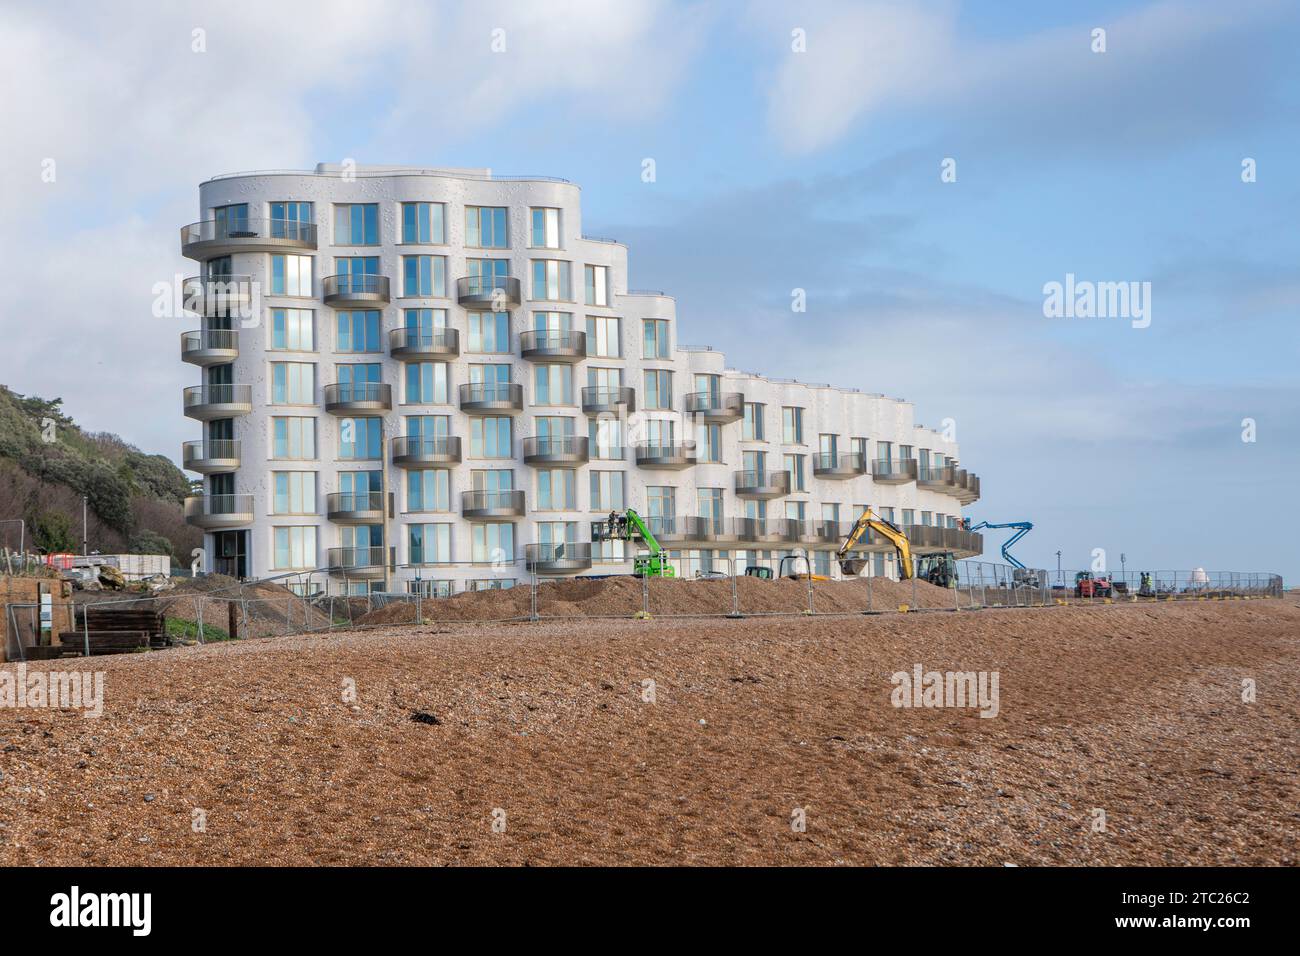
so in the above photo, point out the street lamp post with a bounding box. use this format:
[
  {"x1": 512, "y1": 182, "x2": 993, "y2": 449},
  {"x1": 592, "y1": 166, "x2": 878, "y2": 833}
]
[
  {"x1": 1056, "y1": 550, "x2": 1062, "y2": 586},
  {"x1": 82, "y1": 496, "x2": 88, "y2": 557}
]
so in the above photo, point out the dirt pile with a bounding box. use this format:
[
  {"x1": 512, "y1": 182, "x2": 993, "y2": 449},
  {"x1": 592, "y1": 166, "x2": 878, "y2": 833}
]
[
  {"x1": 354, "y1": 574, "x2": 957, "y2": 626},
  {"x1": 1, "y1": 599, "x2": 1295, "y2": 865}
]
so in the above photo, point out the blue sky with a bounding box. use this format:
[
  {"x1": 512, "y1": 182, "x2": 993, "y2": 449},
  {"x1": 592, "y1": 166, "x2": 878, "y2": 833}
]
[{"x1": 1, "y1": 0, "x2": 1296, "y2": 578}]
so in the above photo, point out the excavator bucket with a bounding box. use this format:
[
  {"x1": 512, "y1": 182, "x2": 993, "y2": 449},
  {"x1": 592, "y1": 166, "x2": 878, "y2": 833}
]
[{"x1": 838, "y1": 558, "x2": 869, "y2": 576}]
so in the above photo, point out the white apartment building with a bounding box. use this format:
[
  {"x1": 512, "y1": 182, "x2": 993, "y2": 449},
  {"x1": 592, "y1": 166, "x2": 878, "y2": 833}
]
[{"x1": 179, "y1": 164, "x2": 982, "y2": 593}]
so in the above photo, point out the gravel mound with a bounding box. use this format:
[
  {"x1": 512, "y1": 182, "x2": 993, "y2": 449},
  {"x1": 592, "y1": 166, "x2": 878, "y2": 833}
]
[{"x1": 3, "y1": 599, "x2": 1294, "y2": 866}]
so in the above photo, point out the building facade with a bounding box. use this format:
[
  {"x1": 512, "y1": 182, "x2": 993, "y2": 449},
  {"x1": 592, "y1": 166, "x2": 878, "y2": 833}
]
[{"x1": 179, "y1": 164, "x2": 982, "y2": 593}]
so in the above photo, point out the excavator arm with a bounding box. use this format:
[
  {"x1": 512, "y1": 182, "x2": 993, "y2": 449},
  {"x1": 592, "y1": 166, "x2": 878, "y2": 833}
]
[{"x1": 837, "y1": 508, "x2": 914, "y2": 580}]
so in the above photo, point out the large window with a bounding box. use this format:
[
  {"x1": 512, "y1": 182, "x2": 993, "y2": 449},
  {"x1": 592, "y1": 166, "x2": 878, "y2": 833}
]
[
  {"x1": 272, "y1": 471, "x2": 316, "y2": 514},
  {"x1": 589, "y1": 471, "x2": 625, "y2": 511},
  {"x1": 472, "y1": 523, "x2": 514, "y2": 564},
  {"x1": 785, "y1": 453, "x2": 807, "y2": 492},
  {"x1": 782, "y1": 406, "x2": 804, "y2": 444},
  {"x1": 531, "y1": 260, "x2": 572, "y2": 301},
  {"x1": 409, "y1": 524, "x2": 452, "y2": 565},
  {"x1": 271, "y1": 308, "x2": 314, "y2": 351},
  {"x1": 743, "y1": 402, "x2": 765, "y2": 441},
  {"x1": 271, "y1": 362, "x2": 314, "y2": 404},
  {"x1": 696, "y1": 423, "x2": 722, "y2": 463},
  {"x1": 584, "y1": 265, "x2": 609, "y2": 306},
  {"x1": 405, "y1": 362, "x2": 449, "y2": 404},
  {"x1": 272, "y1": 526, "x2": 316, "y2": 570},
  {"x1": 534, "y1": 365, "x2": 573, "y2": 405},
  {"x1": 272, "y1": 417, "x2": 316, "y2": 459},
  {"x1": 466, "y1": 206, "x2": 508, "y2": 248},
  {"x1": 642, "y1": 319, "x2": 670, "y2": 358},
  {"x1": 588, "y1": 417, "x2": 624, "y2": 460},
  {"x1": 643, "y1": 369, "x2": 672, "y2": 410},
  {"x1": 401, "y1": 202, "x2": 445, "y2": 244},
  {"x1": 467, "y1": 312, "x2": 510, "y2": 353},
  {"x1": 402, "y1": 255, "x2": 446, "y2": 297},
  {"x1": 469, "y1": 417, "x2": 512, "y2": 458},
  {"x1": 270, "y1": 254, "x2": 313, "y2": 296},
  {"x1": 585, "y1": 316, "x2": 621, "y2": 357},
  {"x1": 408, "y1": 469, "x2": 451, "y2": 512},
  {"x1": 338, "y1": 417, "x2": 382, "y2": 459},
  {"x1": 333, "y1": 204, "x2": 378, "y2": 245},
  {"x1": 530, "y1": 207, "x2": 560, "y2": 248},
  {"x1": 536, "y1": 469, "x2": 576, "y2": 510},
  {"x1": 270, "y1": 201, "x2": 312, "y2": 236},
  {"x1": 335, "y1": 311, "x2": 381, "y2": 352}
]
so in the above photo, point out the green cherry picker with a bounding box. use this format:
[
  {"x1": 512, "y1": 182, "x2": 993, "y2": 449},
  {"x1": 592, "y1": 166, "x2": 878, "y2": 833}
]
[{"x1": 592, "y1": 509, "x2": 677, "y2": 578}]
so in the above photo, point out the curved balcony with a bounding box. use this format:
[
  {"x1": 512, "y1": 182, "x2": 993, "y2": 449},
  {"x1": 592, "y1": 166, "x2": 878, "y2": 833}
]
[
  {"x1": 391, "y1": 435, "x2": 461, "y2": 467},
  {"x1": 634, "y1": 443, "x2": 697, "y2": 470},
  {"x1": 323, "y1": 382, "x2": 392, "y2": 414},
  {"x1": 581, "y1": 386, "x2": 635, "y2": 416},
  {"x1": 459, "y1": 382, "x2": 524, "y2": 413},
  {"x1": 957, "y1": 473, "x2": 980, "y2": 505},
  {"x1": 456, "y1": 275, "x2": 521, "y2": 309},
  {"x1": 522, "y1": 435, "x2": 589, "y2": 465},
  {"x1": 643, "y1": 516, "x2": 703, "y2": 545},
  {"x1": 182, "y1": 439, "x2": 241, "y2": 474},
  {"x1": 732, "y1": 517, "x2": 802, "y2": 543},
  {"x1": 326, "y1": 491, "x2": 392, "y2": 524},
  {"x1": 180, "y1": 217, "x2": 316, "y2": 260},
  {"x1": 945, "y1": 468, "x2": 968, "y2": 499},
  {"x1": 871, "y1": 458, "x2": 918, "y2": 485},
  {"x1": 813, "y1": 452, "x2": 868, "y2": 480},
  {"x1": 694, "y1": 517, "x2": 739, "y2": 543},
  {"x1": 183, "y1": 384, "x2": 252, "y2": 421},
  {"x1": 461, "y1": 489, "x2": 526, "y2": 519},
  {"x1": 327, "y1": 546, "x2": 389, "y2": 580},
  {"x1": 734, "y1": 469, "x2": 791, "y2": 499},
  {"x1": 180, "y1": 329, "x2": 239, "y2": 366},
  {"x1": 322, "y1": 273, "x2": 390, "y2": 307},
  {"x1": 520, "y1": 329, "x2": 587, "y2": 363},
  {"x1": 184, "y1": 494, "x2": 254, "y2": 530},
  {"x1": 388, "y1": 327, "x2": 459, "y2": 360},
  {"x1": 904, "y1": 525, "x2": 983, "y2": 559},
  {"x1": 683, "y1": 391, "x2": 744, "y2": 423},
  {"x1": 802, "y1": 519, "x2": 844, "y2": 544},
  {"x1": 180, "y1": 275, "x2": 255, "y2": 317},
  {"x1": 917, "y1": 464, "x2": 952, "y2": 492},
  {"x1": 525, "y1": 542, "x2": 592, "y2": 575}
]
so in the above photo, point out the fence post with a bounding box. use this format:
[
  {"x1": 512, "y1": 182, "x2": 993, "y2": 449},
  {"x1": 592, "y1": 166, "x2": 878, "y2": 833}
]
[
  {"x1": 416, "y1": 585, "x2": 423, "y2": 626},
  {"x1": 530, "y1": 573, "x2": 539, "y2": 622},
  {"x1": 730, "y1": 557, "x2": 740, "y2": 617},
  {"x1": 285, "y1": 598, "x2": 292, "y2": 635},
  {"x1": 867, "y1": 572, "x2": 873, "y2": 612},
  {"x1": 82, "y1": 603, "x2": 91, "y2": 658},
  {"x1": 806, "y1": 565, "x2": 815, "y2": 615},
  {"x1": 641, "y1": 570, "x2": 650, "y2": 619}
]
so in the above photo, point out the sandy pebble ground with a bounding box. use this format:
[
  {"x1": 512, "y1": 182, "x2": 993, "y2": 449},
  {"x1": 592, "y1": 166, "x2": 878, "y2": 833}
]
[{"x1": 1, "y1": 599, "x2": 1296, "y2": 866}]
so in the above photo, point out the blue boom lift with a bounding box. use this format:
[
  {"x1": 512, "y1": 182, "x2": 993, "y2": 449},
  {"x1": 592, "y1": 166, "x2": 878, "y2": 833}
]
[{"x1": 964, "y1": 520, "x2": 1041, "y2": 587}]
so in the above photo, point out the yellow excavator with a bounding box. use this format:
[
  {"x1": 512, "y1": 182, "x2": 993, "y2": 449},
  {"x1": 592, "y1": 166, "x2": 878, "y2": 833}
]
[{"x1": 835, "y1": 508, "x2": 914, "y2": 580}]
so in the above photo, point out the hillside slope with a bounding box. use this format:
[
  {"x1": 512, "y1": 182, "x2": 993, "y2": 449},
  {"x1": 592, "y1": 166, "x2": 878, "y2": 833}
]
[{"x1": 0, "y1": 385, "x2": 198, "y2": 563}]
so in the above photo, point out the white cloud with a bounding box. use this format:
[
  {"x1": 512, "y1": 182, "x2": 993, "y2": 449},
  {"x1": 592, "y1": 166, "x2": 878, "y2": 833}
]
[
  {"x1": 0, "y1": 0, "x2": 705, "y2": 460},
  {"x1": 760, "y1": 0, "x2": 1293, "y2": 154}
]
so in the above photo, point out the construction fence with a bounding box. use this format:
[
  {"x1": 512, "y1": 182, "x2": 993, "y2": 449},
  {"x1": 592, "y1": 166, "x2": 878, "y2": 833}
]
[{"x1": 3, "y1": 558, "x2": 1284, "y2": 660}]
